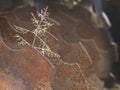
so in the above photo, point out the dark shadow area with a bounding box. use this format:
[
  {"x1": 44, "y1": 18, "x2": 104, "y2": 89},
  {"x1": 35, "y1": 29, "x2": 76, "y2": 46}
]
[{"x1": 104, "y1": 0, "x2": 120, "y2": 88}]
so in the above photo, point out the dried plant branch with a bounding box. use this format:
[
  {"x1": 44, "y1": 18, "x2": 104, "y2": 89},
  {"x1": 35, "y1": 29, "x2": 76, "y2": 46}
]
[{"x1": 14, "y1": 7, "x2": 60, "y2": 58}]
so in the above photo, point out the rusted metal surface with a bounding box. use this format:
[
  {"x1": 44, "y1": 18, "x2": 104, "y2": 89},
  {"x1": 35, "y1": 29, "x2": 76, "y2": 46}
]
[{"x1": 0, "y1": 3, "x2": 118, "y2": 90}]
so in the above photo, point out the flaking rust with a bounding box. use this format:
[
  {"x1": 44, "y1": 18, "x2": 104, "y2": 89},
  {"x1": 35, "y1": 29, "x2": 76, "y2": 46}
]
[{"x1": 0, "y1": 3, "x2": 116, "y2": 90}]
